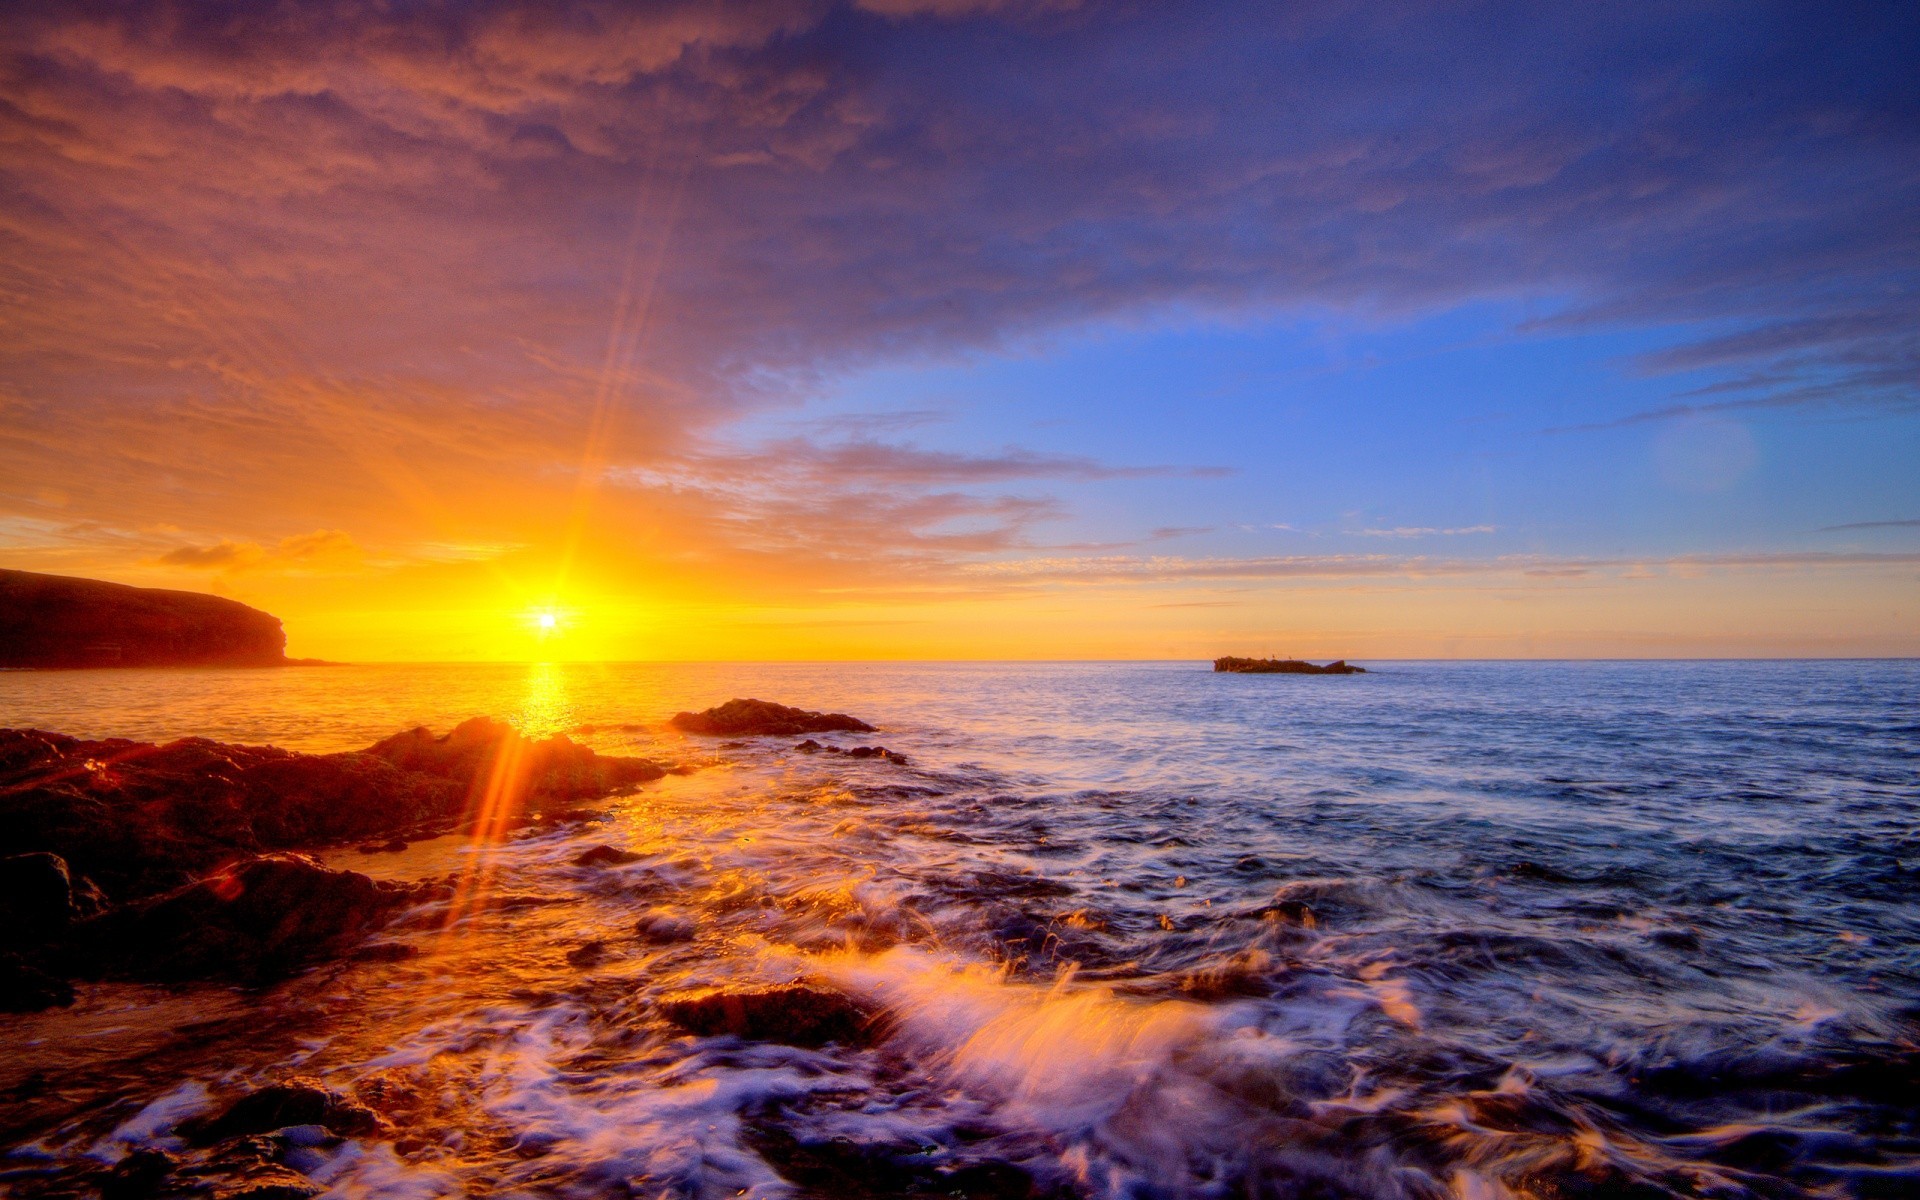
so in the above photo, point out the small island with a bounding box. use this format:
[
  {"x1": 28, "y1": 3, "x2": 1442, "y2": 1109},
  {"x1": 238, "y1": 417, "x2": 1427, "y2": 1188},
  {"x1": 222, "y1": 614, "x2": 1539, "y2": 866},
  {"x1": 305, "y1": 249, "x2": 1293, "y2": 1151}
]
[
  {"x1": 0, "y1": 568, "x2": 320, "y2": 668},
  {"x1": 1213, "y1": 656, "x2": 1367, "y2": 674}
]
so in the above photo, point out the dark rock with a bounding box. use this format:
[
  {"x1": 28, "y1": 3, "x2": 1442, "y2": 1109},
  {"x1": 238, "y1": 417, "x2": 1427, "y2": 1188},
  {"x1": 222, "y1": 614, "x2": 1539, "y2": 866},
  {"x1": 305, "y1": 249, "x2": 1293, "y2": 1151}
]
[
  {"x1": 794, "y1": 739, "x2": 823, "y2": 752},
  {"x1": 670, "y1": 699, "x2": 875, "y2": 737},
  {"x1": 566, "y1": 939, "x2": 609, "y2": 967},
  {"x1": 103, "y1": 1148, "x2": 177, "y2": 1200},
  {"x1": 634, "y1": 910, "x2": 696, "y2": 943},
  {"x1": 573, "y1": 844, "x2": 642, "y2": 867},
  {"x1": 845, "y1": 745, "x2": 909, "y2": 764},
  {"x1": 86, "y1": 854, "x2": 412, "y2": 982},
  {"x1": 364, "y1": 717, "x2": 665, "y2": 808},
  {"x1": 0, "y1": 850, "x2": 80, "y2": 932},
  {"x1": 0, "y1": 722, "x2": 664, "y2": 903},
  {"x1": 0, "y1": 568, "x2": 293, "y2": 668},
  {"x1": 747, "y1": 1125, "x2": 1057, "y2": 1200},
  {"x1": 659, "y1": 983, "x2": 873, "y2": 1046},
  {"x1": 1212, "y1": 656, "x2": 1366, "y2": 674},
  {"x1": 0, "y1": 950, "x2": 76, "y2": 1011},
  {"x1": 198, "y1": 1077, "x2": 382, "y2": 1143}
]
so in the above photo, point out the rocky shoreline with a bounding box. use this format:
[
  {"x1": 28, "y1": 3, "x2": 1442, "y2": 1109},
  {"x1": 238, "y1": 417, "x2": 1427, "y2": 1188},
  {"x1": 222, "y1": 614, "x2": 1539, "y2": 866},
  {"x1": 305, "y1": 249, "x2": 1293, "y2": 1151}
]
[
  {"x1": 0, "y1": 700, "x2": 893, "y2": 1012},
  {"x1": 0, "y1": 716, "x2": 676, "y2": 1009}
]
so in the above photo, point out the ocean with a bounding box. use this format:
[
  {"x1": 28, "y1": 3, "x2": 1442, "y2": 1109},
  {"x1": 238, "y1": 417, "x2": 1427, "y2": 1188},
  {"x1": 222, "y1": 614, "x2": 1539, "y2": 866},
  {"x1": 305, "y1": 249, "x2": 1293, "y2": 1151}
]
[{"x1": 3, "y1": 660, "x2": 1916, "y2": 1198}]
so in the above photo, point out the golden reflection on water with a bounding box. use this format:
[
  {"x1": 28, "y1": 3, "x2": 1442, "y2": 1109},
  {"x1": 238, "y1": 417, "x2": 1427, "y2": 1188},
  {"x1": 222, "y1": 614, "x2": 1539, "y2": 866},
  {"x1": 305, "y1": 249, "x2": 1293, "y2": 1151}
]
[{"x1": 511, "y1": 661, "x2": 576, "y2": 738}]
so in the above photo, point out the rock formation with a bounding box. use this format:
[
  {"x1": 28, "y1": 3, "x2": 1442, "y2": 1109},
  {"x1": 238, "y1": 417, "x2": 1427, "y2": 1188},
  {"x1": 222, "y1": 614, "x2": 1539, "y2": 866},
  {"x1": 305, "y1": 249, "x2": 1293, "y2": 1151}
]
[
  {"x1": 0, "y1": 568, "x2": 296, "y2": 668},
  {"x1": 669, "y1": 698, "x2": 875, "y2": 736},
  {"x1": 0, "y1": 721, "x2": 669, "y2": 1004},
  {"x1": 1212, "y1": 656, "x2": 1367, "y2": 674}
]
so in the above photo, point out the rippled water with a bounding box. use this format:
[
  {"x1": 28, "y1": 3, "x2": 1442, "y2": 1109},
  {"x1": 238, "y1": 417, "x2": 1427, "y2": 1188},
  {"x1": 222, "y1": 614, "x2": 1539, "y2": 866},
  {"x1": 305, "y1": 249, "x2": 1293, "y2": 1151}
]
[{"x1": 3, "y1": 660, "x2": 1917, "y2": 1198}]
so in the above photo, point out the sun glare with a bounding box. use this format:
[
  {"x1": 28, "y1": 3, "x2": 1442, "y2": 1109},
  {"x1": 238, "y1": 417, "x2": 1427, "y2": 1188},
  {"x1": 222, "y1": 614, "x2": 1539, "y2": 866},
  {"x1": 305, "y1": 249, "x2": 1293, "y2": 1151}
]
[{"x1": 538, "y1": 611, "x2": 558, "y2": 631}]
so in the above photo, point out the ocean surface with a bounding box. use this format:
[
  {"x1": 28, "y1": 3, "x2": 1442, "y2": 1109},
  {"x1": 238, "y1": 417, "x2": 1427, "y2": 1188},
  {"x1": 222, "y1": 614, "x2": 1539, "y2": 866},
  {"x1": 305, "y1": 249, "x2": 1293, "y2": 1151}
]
[{"x1": 2, "y1": 660, "x2": 1916, "y2": 1199}]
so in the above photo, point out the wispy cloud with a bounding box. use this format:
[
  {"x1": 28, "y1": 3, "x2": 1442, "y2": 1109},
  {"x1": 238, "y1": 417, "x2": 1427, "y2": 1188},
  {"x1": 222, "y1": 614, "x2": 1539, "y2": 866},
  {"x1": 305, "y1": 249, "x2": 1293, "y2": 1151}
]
[
  {"x1": 1353, "y1": 525, "x2": 1497, "y2": 538},
  {"x1": 1818, "y1": 519, "x2": 1920, "y2": 533},
  {"x1": 156, "y1": 530, "x2": 363, "y2": 574}
]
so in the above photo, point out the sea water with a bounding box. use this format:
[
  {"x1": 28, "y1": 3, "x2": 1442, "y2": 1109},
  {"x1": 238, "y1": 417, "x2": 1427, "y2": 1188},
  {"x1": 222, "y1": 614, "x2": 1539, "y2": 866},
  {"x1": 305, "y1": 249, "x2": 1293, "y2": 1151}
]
[{"x1": 2, "y1": 660, "x2": 1916, "y2": 1197}]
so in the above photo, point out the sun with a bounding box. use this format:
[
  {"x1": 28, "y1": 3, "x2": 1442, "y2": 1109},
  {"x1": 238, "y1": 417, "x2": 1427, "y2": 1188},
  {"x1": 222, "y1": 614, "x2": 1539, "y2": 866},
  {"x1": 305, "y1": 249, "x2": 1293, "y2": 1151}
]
[{"x1": 537, "y1": 611, "x2": 558, "y2": 631}]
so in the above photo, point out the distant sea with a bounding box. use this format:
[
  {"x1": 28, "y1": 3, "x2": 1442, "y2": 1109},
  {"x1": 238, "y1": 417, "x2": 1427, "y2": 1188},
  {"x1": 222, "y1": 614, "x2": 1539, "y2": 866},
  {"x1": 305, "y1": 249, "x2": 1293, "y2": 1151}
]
[{"x1": 3, "y1": 660, "x2": 1916, "y2": 1197}]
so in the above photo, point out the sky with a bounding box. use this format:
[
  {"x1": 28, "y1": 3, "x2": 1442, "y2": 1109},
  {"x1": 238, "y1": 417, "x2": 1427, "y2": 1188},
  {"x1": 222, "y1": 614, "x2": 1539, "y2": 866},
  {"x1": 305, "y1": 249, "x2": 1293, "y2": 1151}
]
[{"x1": 1, "y1": 0, "x2": 1915, "y2": 660}]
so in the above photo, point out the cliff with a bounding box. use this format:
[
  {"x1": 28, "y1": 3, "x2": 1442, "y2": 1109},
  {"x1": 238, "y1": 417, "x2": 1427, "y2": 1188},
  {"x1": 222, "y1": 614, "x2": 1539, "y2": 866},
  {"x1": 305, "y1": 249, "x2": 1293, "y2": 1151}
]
[{"x1": 0, "y1": 569, "x2": 292, "y2": 668}]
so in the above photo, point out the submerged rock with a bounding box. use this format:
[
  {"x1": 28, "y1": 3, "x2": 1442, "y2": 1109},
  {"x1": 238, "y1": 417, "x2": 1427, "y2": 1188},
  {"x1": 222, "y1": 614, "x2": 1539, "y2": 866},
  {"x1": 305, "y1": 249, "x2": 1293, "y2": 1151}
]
[
  {"x1": 634, "y1": 909, "x2": 696, "y2": 943},
  {"x1": 573, "y1": 844, "x2": 643, "y2": 867},
  {"x1": 670, "y1": 698, "x2": 875, "y2": 736},
  {"x1": 659, "y1": 983, "x2": 873, "y2": 1046},
  {"x1": 197, "y1": 1077, "x2": 382, "y2": 1142},
  {"x1": 102, "y1": 1149, "x2": 177, "y2": 1200},
  {"x1": 1213, "y1": 656, "x2": 1367, "y2": 674}
]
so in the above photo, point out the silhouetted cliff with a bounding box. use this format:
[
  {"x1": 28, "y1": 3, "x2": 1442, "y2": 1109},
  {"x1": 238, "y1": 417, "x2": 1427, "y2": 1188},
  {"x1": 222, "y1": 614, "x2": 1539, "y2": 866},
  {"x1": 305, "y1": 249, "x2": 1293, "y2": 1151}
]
[{"x1": 0, "y1": 569, "x2": 291, "y2": 667}]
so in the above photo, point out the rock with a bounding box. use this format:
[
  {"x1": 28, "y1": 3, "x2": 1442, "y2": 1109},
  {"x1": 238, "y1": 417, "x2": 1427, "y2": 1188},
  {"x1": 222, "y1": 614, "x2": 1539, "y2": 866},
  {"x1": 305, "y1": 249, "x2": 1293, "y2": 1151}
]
[
  {"x1": 669, "y1": 699, "x2": 875, "y2": 737},
  {"x1": 0, "y1": 950, "x2": 75, "y2": 1011},
  {"x1": 566, "y1": 939, "x2": 609, "y2": 967},
  {"x1": 0, "y1": 722, "x2": 664, "y2": 902},
  {"x1": 102, "y1": 1149, "x2": 178, "y2": 1200},
  {"x1": 573, "y1": 844, "x2": 642, "y2": 867},
  {"x1": 634, "y1": 909, "x2": 696, "y2": 943},
  {"x1": 364, "y1": 718, "x2": 666, "y2": 807},
  {"x1": 659, "y1": 983, "x2": 873, "y2": 1047},
  {"x1": 845, "y1": 746, "x2": 910, "y2": 764},
  {"x1": 198, "y1": 1077, "x2": 381, "y2": 1143},
  {"x1": 212, "y1": 1170, "x2": 323, "y2": 1200},
  {"x1": 1212, "y1": 656, "x2": 1366, "y2": 674},
  {"x1": 0, "y1": 568, "x2": 295, "y2": 668},
  {"x1": 0, "y1": 851, "x2": 80, "y2": 932},
  {"x1": 87, "y1": 854, "x2": 412, "y2": 982}
]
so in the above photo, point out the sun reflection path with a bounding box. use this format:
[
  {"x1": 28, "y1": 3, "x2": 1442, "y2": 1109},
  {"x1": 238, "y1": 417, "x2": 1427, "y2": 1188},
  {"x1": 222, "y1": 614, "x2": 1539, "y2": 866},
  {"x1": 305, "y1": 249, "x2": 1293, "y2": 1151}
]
[
  {"x1": 513, "y1": 661, "x2": 576, "y2": 738},
  {"x1": 437, "y1": 663, "x2": 577, "y2": 934}
]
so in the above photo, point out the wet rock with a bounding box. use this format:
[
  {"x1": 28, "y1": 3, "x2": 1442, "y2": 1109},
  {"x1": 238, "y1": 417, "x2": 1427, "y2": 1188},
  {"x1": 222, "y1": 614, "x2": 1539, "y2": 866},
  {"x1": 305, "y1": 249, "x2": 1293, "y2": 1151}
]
[
  {"x1": 634, "y1": 910, "x2": 696, "y2": 943},
  {"x1": 659, "y1": 983, "x2": 873, "y2": 1047},
  {"x1": 0, "y1": 950, "x2": 76, "y2": 1011},
  {"x1": 573, "y1": 844, "x2": 642, "y2": 867},
  {"x1": 566, "y1": 939, "x2": 609, "y2": 967},
  {"x1": 747, "y1": 1125, "x2": 1057, "y2": 1200},
  {"x1": 0, "y1": 851, "x2": 82, "y2": 931},
  {"x1": 354, "y1": 838, "x2": 409, "y2": 854},
  {"x1": 364, "y1": 717, "x2": 666, "y2": 807},
  {"x1": 212, "y1": 1170, "x2": 323, "y2": 1200},
  {"x1": 670, "y1": 698, "x2": 875, "y2": 737},
  {"x1": 0, "y1": 721, "x2": 671, "y2": 988},
  {"x1": 198, "y1": 1076, "x2": 381, "y2": 1142},
  {"x1": 845, "y1": 746, "x2": 910, "y2": 764},
  {"x1": 102, "y1": 1148, "x2": 177, "y2": 1200},
  {"x1": 795, "y1": 739, "x2": 823, "y2": 752},
  {"x1": 87, "y1": 854, "x2": 412, "y2": 982}
]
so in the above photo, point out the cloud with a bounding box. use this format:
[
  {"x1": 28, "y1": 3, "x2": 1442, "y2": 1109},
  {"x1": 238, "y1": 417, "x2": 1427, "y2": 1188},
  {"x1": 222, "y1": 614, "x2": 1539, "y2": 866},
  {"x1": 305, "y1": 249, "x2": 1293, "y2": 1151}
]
[
  {"x1": 1818, "y1": 519, "x2": 1920, "y2": 532},
  {"x1": 0, "y1": 0, "x2": 1914, "y2": 597},
  {"x1": 1353, "y1": 525, "x2": 1497, "y2": 538},
  {"x1": 156, "y1": 529, "x2": 362, "y2": 573},
  {"x1": 972, "y1": 550, "x2": 1920, "y2": 586}
]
